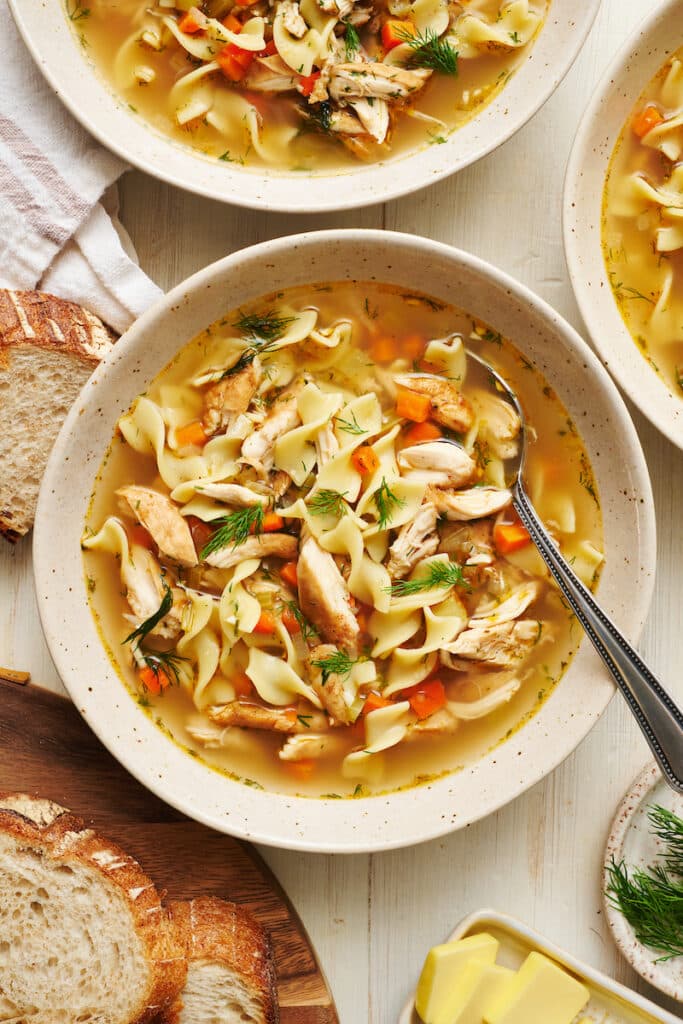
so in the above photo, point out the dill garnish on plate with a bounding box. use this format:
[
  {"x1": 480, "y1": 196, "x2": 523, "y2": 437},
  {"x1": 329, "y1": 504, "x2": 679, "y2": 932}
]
[{"x1": 605, "y1": 804, "x2": 683, "y2": 961}]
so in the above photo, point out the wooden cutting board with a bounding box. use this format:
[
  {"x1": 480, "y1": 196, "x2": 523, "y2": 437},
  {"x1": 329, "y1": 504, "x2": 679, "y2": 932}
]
[{"x1": 0, "y1": 676, "x2": 339, "y2": 1024}]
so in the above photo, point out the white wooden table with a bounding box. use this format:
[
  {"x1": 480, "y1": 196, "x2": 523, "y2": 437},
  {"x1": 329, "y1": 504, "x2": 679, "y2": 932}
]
[{"x1": 2, "y1": 1, "x2": 682, "y2": 1020}]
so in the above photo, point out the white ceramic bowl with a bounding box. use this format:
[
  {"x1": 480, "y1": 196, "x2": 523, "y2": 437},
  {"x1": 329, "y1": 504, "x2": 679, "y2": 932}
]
[
  {"x1": 11, "y1": 0, "x2": 601, "y2": 213},
  {"x1": 564, "y1": 0, "x2": 683, "y2": 450},
  {"x1": 34, "y1": 230, "x2": 656, "y2": 853},
  {"x1": 604, "y1": 762, "x2": 683, "y2": 1001}
]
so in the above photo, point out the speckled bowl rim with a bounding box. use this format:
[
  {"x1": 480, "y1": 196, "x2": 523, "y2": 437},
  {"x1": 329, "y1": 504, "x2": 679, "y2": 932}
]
[
  {"x1": 563, "y1": 0, "x2": 683, "y2": 450},
  {"x1": 33, "y1": 229, "x2": 656, "y2": 853},
  {"x1": 603, "y1": 762, "x2": 683, "y2": 1002},
  {"x1": 10, "y1": 0, "x2": 601, "y2": 213}
]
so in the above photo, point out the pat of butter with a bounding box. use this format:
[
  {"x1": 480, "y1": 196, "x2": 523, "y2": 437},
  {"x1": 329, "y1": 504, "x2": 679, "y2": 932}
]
[
  {"x1": 434, "y1": 961, "x2": 515, "y2": 1024},
  {"x1": 416, "y1": 933, "x2": 499, "y2": 1023},
  {"x1": 484, "y1": 952, "x2": 590, "y2": 1024}
]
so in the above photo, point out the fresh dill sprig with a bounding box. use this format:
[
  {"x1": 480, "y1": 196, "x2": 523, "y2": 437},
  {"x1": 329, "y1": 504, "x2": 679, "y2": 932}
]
[
  {"x1": 400, "y1": 28, "x2": 458, "y2": 76},
  {"x1": 344, "y1": 22, "x2": 360, "y2": 58},
  {"x1": 335, "y1": 411, "x2": 367, "y2": 435},
  {"x1": 139, "y1": 649, "x2": 188, "y2": 688},
  {"x1": 123, "y1": 582, "x2": 173, "y2": 646},
  {"x1": 605, "y1": 804, "x2": 683, "y2": 961},
  {"x1": 308, "y1": 489, "x2": 348, "y2": 518},
  {"x1": 233, "y1": 309, "x2": 295, "y2": 341},
  {"x1": 649, "y1": 805, "x2": 683, "y2": 876},
  {"x1": 386, "y1": 560, "x2": 468, "y2": 597},
  {"x1": 373, "y1": 477, "x2": 405, "y2": 530},
  {"x1": 200, "y1": 505, "x2": 264, "y2": 559},
  {"x1": 311, "y1": 649, "x2": 358, "y2": 684},
  {"x1": 284, "y1": 601, "x2": 319, "y2": 643},
  {"x1": 309, "y1": 100, "x2": 332, "y2": 134},
  {"x1": 67, "y1": 0, "x2": 90, "y2": 20}
]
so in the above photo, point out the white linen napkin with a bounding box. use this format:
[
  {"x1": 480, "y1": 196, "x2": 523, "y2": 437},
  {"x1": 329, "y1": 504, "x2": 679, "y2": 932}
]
[{"x1": 0, "y1": 3, "x2": 163, "y2": 334}]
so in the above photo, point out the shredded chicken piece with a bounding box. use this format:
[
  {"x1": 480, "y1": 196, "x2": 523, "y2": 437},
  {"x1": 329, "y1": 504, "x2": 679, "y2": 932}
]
[
  {"x1": 410, "y1": 706, "x2": 460, "y2": 736},
  {"x1": 329, "y1": 62, "x2": 430, "y2": 101},
  {"x1": 319, "y1": 0, "x2": 355, "y2": 17},
  {"x1": 470, "y1": 581, "x2": 541, "y2": 627},
  {"x1": 439, "y1": 519, "x2": 495, "y2": 565},
  {"x1": 315, "y1": 421, "x2": 340, "y2": 467},
  {"x1": 117, "y1": 485, "x2": 198, "y2": 567},
  {"x1": 281, "y1": 0, "x2": 307, "y2": 38},
  {"x1": 349, "y1": 98, "x2": 390, "y2": 144},
  {"x1": 204, "y1": 533, "x2": 298, "y2": 569},
  {"x1": 398, "y1": 440, "x2": 477, "y2": 488},
  {"x1": 306, "y1": 645, "x2": 356, "y2": 725},
  {"x1": 469, "y1": 388, "x2": 521, "y2": 460},
  {"x1": 244, "y1": 55, "x2": 300, "y2": 92},
  {"x1": 279, "y1": 732, "x2": 348, "y2": 761},
  {"x1": 326, "y1": 109, "x2": 367, "y2": 135},
  {"x1": 194, "y1": 482, "x2": 267, "y2": 506},
  {"x1": 394, "y1": 373, "x2": 474, "y2": 432},
  {"x1": 445, "y1": 619, "x2": 540, "y2": 668},
  {"x1": 298, "y1": 537, "x2": 360, "y2": 648},
  {"x1": 122, "y1": 545, "x2": 184, "y2": 640},
  {"x1": 240, "y1": 384, "x2": 302, "y2": 477},
  {"x1": 202, "y1": 358, "x2": 262, "y2": 436},
  {"x1": 209, "y1": 701, "x2": 299, "y2": 732},
  {"x1": 386, "y1": 501, "x2": 439, "y2": 579},
  {"x1": 426, "y1": 485, "x2": 512, "y2": 521}
]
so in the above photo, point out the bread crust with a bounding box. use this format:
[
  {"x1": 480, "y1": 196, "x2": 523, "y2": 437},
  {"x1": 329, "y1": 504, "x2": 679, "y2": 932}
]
[
  {"x1": 0, "y1": 288, "x2": 116, "y2": 543},
  {"x1": 0, "y1": 288, "x2": 115, "y2": 362},
  {"x1": 0, "y1": 792, "x2": 187, "y2": 1023},
  {"x1": 164, "y1": 897, "x2": 280, "y2": 1024}
]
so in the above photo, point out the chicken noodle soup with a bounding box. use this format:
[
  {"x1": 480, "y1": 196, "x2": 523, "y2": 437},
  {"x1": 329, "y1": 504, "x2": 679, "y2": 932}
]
[
  {"x1": 83, "y1": 283, "x2": 604, "y2": 798},
  {"x1": 68, "y1": 0, "x2": 548, "y2": 171},
  {"x1": 603, "y1": 47, "x2": 683, "y2": 395}
]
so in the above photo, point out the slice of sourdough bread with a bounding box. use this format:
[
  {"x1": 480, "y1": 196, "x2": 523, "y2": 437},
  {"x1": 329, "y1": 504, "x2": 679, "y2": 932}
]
[
  {"x1": 0, "y1": 288, "x2": 116, "y2": 542},
  {"x1": 0, "y1": 793, "x2": 186, "y2": 1024},
  {"x1": 160, "y1": 898, "x2": 279, "y2": 1024}
]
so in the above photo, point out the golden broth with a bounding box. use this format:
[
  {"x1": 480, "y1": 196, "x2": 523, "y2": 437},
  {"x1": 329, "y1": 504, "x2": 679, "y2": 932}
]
[
  {"x1": 83, "y1": 282, "x2": 603, "y2": 799},
  {"x1": 602, "y1": 48, "x2": 683, "y2": 395},
  {"x1": 67, "y1": 0, "x2": 549, "y2": 172}
]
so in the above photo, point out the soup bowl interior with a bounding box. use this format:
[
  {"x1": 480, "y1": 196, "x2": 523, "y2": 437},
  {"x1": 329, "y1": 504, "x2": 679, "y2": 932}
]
[
  {"x1": 34, "y1": 230, "x2": 655, "y2": 852},
  {"x1": 563, "y1": 0, "x2": 683, "y2": 450},
  {"x1": 11, "y1": 0, "x2": 600, "y2": 212}
]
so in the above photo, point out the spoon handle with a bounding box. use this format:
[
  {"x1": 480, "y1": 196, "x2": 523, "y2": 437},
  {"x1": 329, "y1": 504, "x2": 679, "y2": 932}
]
[{"x1": 513, "y1": 486, "x2": 683, "y2": 792}]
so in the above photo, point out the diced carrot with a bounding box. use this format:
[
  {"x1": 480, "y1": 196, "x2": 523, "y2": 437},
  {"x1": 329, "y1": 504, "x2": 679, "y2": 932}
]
[
  {"x1": 178, "y1": 7, "x2": 208, "y2": 33},
  {"x1": 401, "y1": 333, "x2": 425, "y2": 360},
  {"x1": 416, "y1": 359, "x2": 440, "y2": 374},
  {"x1": 632, "y1": 103, "x2": 665, "y2": 139},
  {"x1": 232, "y1": 672, "x2": 255, "y2": 698},
  {"x1": 263, "y1": 512, "x2": 285, "y2": 532},
  {"x1": 175, "y1": 420, "x2": 208, "y2": 448},
  {"x1": 403, "y1": 420, "x2": 443, "y2": 445},
  {"x1": 362, "y1": 692, "x2": 394, "y2": 716},
  {"x1": 259, "y1": 39, "x2": 278, "y2": 55},
  {"x1": 282, "y1": 607, "x2": 300, "y2": 634},
  {"x1": 493, "y1": 520, "x2": 531, "y2": 555},
  {"x1": 235, "y1": 0, "x2": 259, "y2": 7},
  {"x1": 186, "y1": 515, "x2": 214, "y2": 555},
  {"x1": 351, "y1": 445, "x2": 380, "y2": 476},
  {"x1": 129, "y1": 524, "x2": 155, "y2": 550},
  {"x1": 299, "y1": 71, "x2": 321, "y2": 97},
  {"x1": 288, "y1": 758, "x2": 316, "y2": 779},
  {"x1": 217, "y1": 43, "x2": 255, "y2": 81},
  {"x1": 253, "y1": 610, "x2": 276, "y2": 634},
  {"x1": 381, "y1": 18, "x2": 417, "y2": 51},
  {"x1": 402, "y1": 678, "x2": 446, "y2": 720},
  {"x1": 369, "y1": 335, "x2": 397, "y2": 362},
  {"x1": 396, "y1": 385, "x2": 432, "y2": 423},
  {"x1": 139, "y1": 665, "x2": 171, "y2": 696},
  {"x1": 222, "y1": 12, "x2": 243, "y2": 32},
  {"x1": 355, "y1": 604, "x2": 372, "y2": 637},
  {"x1": 280, "y1": 561, "x2": 298, "y2": 589}
]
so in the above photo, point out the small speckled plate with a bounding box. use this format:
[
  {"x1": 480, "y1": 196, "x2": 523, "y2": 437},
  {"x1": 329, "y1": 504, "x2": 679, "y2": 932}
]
[
  {"x1": 10, "y1": 0, "x2": 601, "y2": 212},
  {"x1": 604, "y1": 763, "x2": 683, "y2": 1002},
  {"x1": 563, "y1": 0, "x2": 683, "y2": 450},
  {"x1": 33, "y1": 230, "x2": 656, "y2": 852},
  {"x1": 399, "y1": 909, "x2": 681, "y2": 1023}
]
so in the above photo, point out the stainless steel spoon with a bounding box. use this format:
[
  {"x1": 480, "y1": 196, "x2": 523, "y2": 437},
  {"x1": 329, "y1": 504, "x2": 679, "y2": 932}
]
[{"x1": 466, "y1": 348, "x2": 683, "y2": 793}]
